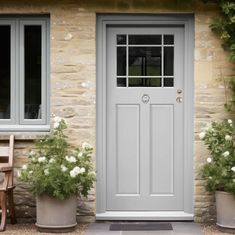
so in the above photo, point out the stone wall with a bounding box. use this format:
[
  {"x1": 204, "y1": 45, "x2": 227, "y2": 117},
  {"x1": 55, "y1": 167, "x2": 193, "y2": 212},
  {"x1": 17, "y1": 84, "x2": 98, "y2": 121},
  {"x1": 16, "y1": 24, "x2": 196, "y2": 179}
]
[{"x1": 0, "y1": 0, "x2": 234, "y2": 223}]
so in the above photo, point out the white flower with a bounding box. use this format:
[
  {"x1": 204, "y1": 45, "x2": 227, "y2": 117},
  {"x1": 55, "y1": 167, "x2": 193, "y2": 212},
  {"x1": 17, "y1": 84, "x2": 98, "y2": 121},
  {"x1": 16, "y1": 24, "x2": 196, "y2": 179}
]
[
  {"x1": 199, "y1": 132, "x2": 206, "y2": 140},
  {"x1": 207, "y1": 157, "x2": 212, "y2": 163},
  {"x1": 32, "y1": 157, "x2": 37, "y2": 162},
  {"x1": 22, "y1": 164, "x2": 27, "y2": 170},
  {"x1": 53, "y1": 122, "x2": 59, "y2": 129},
  {"x1": 73, "y1": 166, "x2": 80, "y2": 174},
  {"x1": 70, "y1": 170, "x2": 77, "y2": 178},
  {"x1": 225, "y1": 135, "x2": 232, "y2": 141},
  {"x1": 78, "y1": 152, "x2": 83, "y2": 157},
  {"x1": 82, "y1": 142, "x2": 92, "y2": 149},
  {"x1": 209, "y1": 176, "x2": 212, "y2": 180},
  {"x1": 29, "y1": 150, "x2": 35, "y2": 156},
  {"x1": 49, "y1": 158, "x2": 55, "y2": 163},
  {"x1": 233, "y1": 179, "x2": 235, "y2": 183},
  {"x1": 54, "y1": 116, "x2": 62, "y2": 123},
  {"x1": 44, "y1": 169, "x2": 49, "y2": 175},
  {"x1": 222, "y1": 151, "x2": 230, "y2": 157},
  {"x1": 231, "y1": 166, "x2": 235, "y2": 172},
  {"x1": 29, "y1": 170, "x2": 33, "y2": 174},
  {"x1": 80, "y1": 167, "x2": 85, "y2": 174},
  {"x1": 61, "y1": 165, "x2": 68, "y2": 172},
  {"x1": 65, "y1": 156, "x2": 77, "y2": 163},
  {"x1": 228, "y1": 119, "x2": 233, "y2": 124},
  {"x1": 38, "y1": 156, "x2": 46, "y2": 162}
]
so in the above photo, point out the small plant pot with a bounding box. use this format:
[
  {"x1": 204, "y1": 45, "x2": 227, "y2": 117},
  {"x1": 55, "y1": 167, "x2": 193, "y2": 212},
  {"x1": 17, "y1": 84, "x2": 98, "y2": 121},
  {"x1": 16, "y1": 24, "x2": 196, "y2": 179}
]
[
  {"x1": 35, "y1": 195, "x2": 77, "y2": 233},
  {"x1": 216, "y1": 191, "x2": 235, "y2": 229}
]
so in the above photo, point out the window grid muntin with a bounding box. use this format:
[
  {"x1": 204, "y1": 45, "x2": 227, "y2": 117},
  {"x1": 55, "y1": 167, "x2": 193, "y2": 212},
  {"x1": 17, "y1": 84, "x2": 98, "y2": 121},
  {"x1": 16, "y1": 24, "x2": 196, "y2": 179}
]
[{"x1": 116, "y1": 34, "x2": 174, "y2": 88}]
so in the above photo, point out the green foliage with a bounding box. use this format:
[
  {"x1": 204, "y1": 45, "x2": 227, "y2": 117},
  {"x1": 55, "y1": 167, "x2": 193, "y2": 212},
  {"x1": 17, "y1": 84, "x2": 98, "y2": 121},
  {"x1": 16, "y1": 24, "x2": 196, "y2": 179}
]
[
  {"x1": 19, "y1": 118, "x2": 96, "y2": 200},
  {"x1": 200, "y1": 119, "x2": 235, "y2": 195},
  {"x1": 209, "y1": 0, "x2": 235, "y2": 111}
]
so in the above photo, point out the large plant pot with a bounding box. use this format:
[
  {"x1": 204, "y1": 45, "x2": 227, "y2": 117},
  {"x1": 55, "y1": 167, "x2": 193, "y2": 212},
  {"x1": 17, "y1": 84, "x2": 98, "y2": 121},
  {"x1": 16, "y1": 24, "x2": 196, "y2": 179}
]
[
  {"x1": 216, "y1": 191, "x2": 235, "y2": 229},
  {"x1": 35, "y1": 195, "x2": 77, "y2": 233}
]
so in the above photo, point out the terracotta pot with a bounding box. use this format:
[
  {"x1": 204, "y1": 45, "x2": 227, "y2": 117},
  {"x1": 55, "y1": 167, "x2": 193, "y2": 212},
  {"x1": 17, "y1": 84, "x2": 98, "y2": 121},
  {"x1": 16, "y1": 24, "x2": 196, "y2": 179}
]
[
  {"x1": 35, "y1": 195, "x2": 77, "y2": 233},
  {"x1": 216, "y1": 191, "x2": 235, "y2": 228}
]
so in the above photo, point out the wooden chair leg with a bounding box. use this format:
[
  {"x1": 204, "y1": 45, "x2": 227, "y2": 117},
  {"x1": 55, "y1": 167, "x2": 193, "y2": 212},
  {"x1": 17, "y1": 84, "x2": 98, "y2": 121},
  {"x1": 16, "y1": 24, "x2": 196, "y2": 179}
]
[
  {"x1": 8, "y1": 189, "x2": 16, "y2": 225},
  {"x1": 0, "y1": 192, "x2": 7, "y2": 231}
]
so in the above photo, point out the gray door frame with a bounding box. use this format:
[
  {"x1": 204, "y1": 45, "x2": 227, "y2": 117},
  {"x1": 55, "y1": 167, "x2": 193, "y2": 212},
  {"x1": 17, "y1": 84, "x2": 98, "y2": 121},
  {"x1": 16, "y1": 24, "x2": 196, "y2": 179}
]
[{"x1": 96, "y1": 14, "x2": 195, "y2": 220}]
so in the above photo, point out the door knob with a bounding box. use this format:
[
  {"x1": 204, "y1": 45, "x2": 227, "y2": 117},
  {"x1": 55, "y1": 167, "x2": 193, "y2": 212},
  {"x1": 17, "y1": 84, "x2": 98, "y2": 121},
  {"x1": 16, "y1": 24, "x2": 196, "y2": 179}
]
[{"x1": 176, "y1": 97, "x2": 183, "y2": 103}]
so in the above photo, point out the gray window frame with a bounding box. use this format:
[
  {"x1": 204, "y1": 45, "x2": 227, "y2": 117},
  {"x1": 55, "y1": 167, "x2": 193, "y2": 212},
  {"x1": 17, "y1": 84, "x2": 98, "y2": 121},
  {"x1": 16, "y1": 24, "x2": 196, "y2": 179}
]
[{"x1": 0, "y1": 16, "x2": 50, "y2": 132}]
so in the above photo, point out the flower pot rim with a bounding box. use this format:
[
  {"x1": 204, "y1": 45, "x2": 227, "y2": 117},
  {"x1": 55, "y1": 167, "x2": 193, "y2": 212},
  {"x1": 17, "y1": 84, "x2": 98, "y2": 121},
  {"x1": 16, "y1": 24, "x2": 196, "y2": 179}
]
[{"x1": 216, "y1": 191, "x2": 233, "y2": 195}]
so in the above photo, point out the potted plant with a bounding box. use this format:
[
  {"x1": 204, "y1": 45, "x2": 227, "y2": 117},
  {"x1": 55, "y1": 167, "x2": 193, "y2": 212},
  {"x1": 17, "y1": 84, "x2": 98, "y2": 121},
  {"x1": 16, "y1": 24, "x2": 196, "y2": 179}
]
[
  {"x1": 200, "y1": 119, "x2": 235, "y2": 229},
  {"x1": 19, "y1": 117, "x2": 96, "y2": 232}
]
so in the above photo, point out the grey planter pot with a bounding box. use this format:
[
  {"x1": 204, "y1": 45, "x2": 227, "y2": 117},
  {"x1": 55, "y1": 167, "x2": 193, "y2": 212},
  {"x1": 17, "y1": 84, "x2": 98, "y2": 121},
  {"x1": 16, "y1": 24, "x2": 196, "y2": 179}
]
[
  {"x1": 216, "y1": 191, "x2": 235, "y2": 229},
  {"x1": 35, "y1": 195, "x2": 77, "y2": 233}
]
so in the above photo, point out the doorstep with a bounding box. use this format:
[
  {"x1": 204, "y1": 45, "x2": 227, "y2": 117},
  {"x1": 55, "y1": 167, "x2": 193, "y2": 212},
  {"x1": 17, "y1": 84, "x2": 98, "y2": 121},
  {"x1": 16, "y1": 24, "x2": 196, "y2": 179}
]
[{"x1": 85, "y1": 222, "x2": 203, "y2": 235}]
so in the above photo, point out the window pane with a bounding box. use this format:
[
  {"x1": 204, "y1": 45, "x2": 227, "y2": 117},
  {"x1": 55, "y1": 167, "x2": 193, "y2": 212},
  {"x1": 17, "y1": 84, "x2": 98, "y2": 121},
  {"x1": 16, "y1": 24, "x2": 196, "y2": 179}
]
[
  {"x1": 117, "y1": 77, "x2": 126, "y2": 87},
  {"x1": 129, "y1": 77, "x2": 161, "y2": 87},
  {"x1": 129, "y1": 47, "x2": 161, "y2": 76},
  {"x1": 164, "y1": 47, "x2": 174, "y2": 76},
  {"x1": 24, "y1": 25, "x2": 42, "y2": 119},
  {"x1": 164, "y1": 77, "x2": 174, "y2": 87},
  {"x1": 0, "y1": 26, "x2": 10, "y2": 119},
  {"x1": 117, "y1": 47, "x2": 126, "y2": 76},
  {"x1": 117, "y1": 35, "x2": 126, "y2": 45},
  {"x1": 164, "y1": 35, "x2": 174, "y2": 45},
  {"x1": 129, "y1": 35, "x2": 161, "y2": 45}
]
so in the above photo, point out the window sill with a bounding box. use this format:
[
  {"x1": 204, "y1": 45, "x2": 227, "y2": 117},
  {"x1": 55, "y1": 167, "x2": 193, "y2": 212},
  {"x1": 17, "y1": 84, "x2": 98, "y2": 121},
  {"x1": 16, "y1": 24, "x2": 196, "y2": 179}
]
[
  {"x1": 0, "y1": 125, "x2": 51, "y2": 140},
  {"x1": 0, "y1": 132, "x2": 51, "y2": 140}
]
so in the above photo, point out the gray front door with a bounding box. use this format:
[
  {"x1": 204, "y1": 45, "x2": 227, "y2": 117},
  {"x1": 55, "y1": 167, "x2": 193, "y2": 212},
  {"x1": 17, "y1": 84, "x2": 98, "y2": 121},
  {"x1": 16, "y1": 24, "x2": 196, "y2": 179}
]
[{"x1": 106, "y1": 26, "x2": 185, "y2": 211}]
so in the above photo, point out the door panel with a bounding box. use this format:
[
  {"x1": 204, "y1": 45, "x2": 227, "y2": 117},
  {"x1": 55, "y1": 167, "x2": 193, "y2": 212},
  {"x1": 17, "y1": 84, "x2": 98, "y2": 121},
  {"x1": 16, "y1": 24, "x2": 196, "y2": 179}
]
[
  {"x1": 106, "y1": 27, "x2": 184, "y2": 211},
  {"x1": 116, "y1": 104, "x2": 140, "y2": 195},
  {"x1": 150, "y1": 105, "x2": 174, "y2": 195}
]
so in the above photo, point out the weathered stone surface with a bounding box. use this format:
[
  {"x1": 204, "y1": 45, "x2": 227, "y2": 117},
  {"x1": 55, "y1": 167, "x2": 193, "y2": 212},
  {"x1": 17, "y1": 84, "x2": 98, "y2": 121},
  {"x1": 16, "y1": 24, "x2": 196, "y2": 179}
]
[{"x1": 0, "y1": 0, "x2": 233, "y2": 223}]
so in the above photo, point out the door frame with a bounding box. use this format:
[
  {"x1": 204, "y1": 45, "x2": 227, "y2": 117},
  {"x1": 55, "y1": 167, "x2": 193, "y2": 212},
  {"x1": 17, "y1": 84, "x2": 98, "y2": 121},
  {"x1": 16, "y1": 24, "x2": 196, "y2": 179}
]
[{"x1": 96, "y1": 14, "x2": 195, "y2": 220}]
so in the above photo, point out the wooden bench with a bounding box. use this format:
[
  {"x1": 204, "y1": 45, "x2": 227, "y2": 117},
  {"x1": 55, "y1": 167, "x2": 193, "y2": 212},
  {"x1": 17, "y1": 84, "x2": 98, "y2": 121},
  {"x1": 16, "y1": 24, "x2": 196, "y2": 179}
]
[{"x1": 0, "y1": 135, "x2": 17, "y2": 231}]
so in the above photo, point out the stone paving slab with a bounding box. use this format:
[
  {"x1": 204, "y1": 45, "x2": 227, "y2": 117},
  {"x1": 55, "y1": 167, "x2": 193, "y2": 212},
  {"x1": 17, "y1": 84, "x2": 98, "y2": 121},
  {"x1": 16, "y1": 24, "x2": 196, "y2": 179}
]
[{"x1": 85, "y1": 222, "x2": 203, "y2": 235}]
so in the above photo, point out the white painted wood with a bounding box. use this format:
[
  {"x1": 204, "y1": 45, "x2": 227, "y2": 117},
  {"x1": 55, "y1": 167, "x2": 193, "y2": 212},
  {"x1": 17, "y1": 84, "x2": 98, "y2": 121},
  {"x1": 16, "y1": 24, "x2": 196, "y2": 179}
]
[
  {"x1": 150, "y1": 105, "x2": 174, "y2": 195},
  {"x1": 116, "y1": 105, "x2": 140, "y2": 194},
  {"x1": 106, "y1": 27, "x2": 184, "y2": 211},
  {"x1": 96, "y1": 14, "x2": 194, "y2": 219},
  {"x1": 96, "y1": 211, "x2": 194, "y2": 221}
]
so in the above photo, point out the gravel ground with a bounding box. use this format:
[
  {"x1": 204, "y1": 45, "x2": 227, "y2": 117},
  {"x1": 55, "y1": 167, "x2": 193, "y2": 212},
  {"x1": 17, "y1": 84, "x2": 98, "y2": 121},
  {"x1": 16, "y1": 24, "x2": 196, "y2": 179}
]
[
  {"x1": 1, "y1": 223, "x2": 235, "y2": 235},
  {"x1": 203, "y1": 225, "x2": 235, "y2": 235},
  {"x1": 0, "y1": 223, "x2": 87, "y2": 235}
]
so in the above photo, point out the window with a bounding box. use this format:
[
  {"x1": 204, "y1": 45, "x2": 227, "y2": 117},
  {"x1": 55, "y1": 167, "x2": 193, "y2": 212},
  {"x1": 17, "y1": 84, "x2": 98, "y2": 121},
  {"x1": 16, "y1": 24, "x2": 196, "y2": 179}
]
[
  {"x1": 0, "y1": 17, "x2": 50, "y2": 131},
  {"x1": 116, "y1": 34, "x2": 174, "y2": 87}
]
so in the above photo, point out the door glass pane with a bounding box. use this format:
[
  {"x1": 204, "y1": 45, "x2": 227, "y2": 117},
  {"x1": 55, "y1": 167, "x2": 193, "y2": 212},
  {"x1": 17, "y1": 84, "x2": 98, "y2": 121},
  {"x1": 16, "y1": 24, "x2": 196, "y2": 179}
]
[
  {"x1": 24, "y1": 25, "x2": 42, "y2": 119},
  {"x1": 129, "y1": 47, "x2": 161, "y2": 76},
  {"x1": 164, "y1": 35, "x2": 174, "y2": 45},
  {"x1": 164, "y1": 47, "x2": 174, "y2": 76},
  {"x1": 117, "y1": 35, "x2": 126, "y2": 45},
  {"x1": 129, "y1": 77, "x2": 161, "y2": 87},
  {"x1": 117, "y1": 77, "x2": 126, "y2": 87},
  {"x1": 0, "y1": 26, "x2": 10, "y2": 119},
  {"x1": 117, "y1": 47, "x2": 126, "y2": 76},
  {"x1": 164, "y1": 77, "x2": 174, "y2": 87},
  {"x1": 129, "y1": 35, "x2": 161, "y2": 45}
]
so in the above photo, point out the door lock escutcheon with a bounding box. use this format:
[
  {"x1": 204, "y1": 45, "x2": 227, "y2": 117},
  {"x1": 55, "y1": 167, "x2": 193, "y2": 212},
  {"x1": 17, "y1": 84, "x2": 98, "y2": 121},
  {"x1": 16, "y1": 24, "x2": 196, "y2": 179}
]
[{"x1": 177, "y1": 89, "x2": 183, "y2": 94}]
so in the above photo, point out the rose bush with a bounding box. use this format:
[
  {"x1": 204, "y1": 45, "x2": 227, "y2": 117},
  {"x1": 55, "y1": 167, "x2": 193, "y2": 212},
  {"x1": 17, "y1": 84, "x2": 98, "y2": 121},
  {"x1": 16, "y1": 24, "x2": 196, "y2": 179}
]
[
  {"x1": 19, "y1": 117, "x2": 95, "y2": 200},
  {"x1": 200, "y1": 119, "x2": 235, "y2": 195}
]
